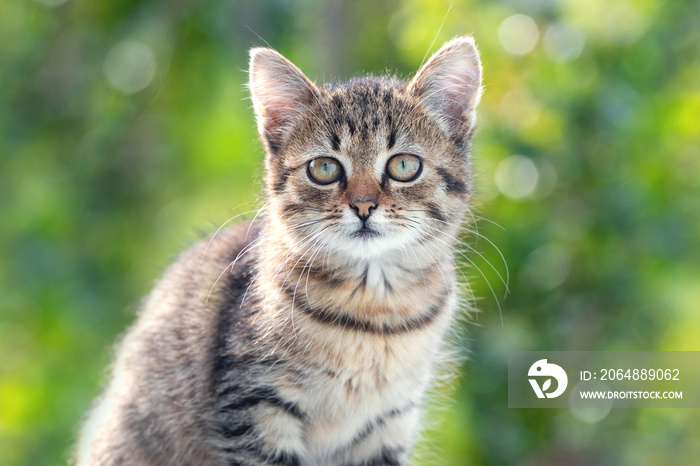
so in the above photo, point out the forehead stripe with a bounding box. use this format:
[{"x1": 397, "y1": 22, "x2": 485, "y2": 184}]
[
  {"x1": 330, "y1": 132, "x2": 341, "y2": 151},
  {"x1": 387, "y1": 129, "x2": 397, "y2": 150}
]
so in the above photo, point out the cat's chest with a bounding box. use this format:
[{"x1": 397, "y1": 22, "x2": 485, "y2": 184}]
[
  {"x1": 261, "y1": 255, "x2": 455, "y2": 456},
  {"x1": 275, "y1": 332, "x2": 436, "y2": 452},
  {"x1": 298, "y1": 354, "x2": 426, "y2": 456}
]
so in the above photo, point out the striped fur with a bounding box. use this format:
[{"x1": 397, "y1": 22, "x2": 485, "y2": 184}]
[{"x1": 76, "y1": 36, "x2": 482, "y2": 465}]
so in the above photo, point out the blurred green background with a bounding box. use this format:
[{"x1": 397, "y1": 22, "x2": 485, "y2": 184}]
[{"x1": 1, "y1": 0, "x2": 699, "y2": 464}]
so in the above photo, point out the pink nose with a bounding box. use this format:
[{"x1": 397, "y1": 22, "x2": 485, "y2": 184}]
[{"x1": 350, "y1": 200, "x2": 377, "y2": 221}]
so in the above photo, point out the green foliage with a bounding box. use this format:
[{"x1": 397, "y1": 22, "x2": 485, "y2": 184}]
[{"x1": 1, "y1": 0, "x2": 699, "y2": 464}]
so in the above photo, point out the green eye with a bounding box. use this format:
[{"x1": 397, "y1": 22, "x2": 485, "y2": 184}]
[
  {"x1": 386, "y1": 154, "x2": 422, "y2": 182},
  {"x1": 307, "y1": 157, "x2": 343, "y2": 185}
]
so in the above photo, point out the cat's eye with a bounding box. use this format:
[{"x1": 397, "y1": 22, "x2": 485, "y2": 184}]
[
  {"x1": 386, "y1": 154, "x2": 422, "y2": 182},
  {"x1": 307, "y1": 157, "x2": 343, "y2": 185}
]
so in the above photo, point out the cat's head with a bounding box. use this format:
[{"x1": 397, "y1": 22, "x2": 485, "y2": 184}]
[{"x1": 248, "y1": 37, "x2": 482, "y2": 262}]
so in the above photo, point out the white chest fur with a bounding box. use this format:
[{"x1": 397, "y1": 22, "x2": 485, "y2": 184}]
[{"x1": 276, "y1": 304, "x2": 454, "y2": 461}]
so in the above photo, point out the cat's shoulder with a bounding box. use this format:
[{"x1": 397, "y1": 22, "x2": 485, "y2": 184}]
[
  {"x1": 168, "y1": 221, "x2": 259, "y2": 277},
  {"x1": 142, "y1": 221, "x2": 260, "y2": 317}
]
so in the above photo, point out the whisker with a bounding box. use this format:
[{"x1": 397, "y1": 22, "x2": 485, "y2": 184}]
[
  {"x1": 405, "y1": 210, "x2": 510, "y2": 295},
  {"x1": 303, "y1": 234, "x2": 332, "y2": 305},
  {"x1": 244, "y1": 201, "x2": 271, "y2": 241},
  {"x1": 422, "y1": 228, "x2": 504, "y2": 327},
  {"x1": 425, "y1": 222, "x2": 510, "y2": 296},
  {"x1": 206, "y1": 219, "x2": 323, "y2": 305},
  {"x1": 200, "y1": 206, "x2": 266, "y2": 264},
  {"x1": 404, "y1": 223, "x2": 477, "y2": 313}
]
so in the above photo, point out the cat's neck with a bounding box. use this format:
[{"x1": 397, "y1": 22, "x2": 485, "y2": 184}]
[{"x1": 254, "y1": 219, "x2": 455, "y2": 329}]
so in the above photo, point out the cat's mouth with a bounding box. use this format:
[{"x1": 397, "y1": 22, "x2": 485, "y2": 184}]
[{"x1": 353, "y1": 227, "x2": 380, "y2": 239}]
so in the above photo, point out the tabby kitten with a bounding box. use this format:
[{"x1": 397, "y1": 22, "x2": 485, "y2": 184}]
[{"x1": 76, "y1": 36, "x2": 482, "y2": 466}]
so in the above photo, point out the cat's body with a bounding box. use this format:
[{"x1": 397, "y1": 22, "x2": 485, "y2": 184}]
[{"x1": 77, "y1": 37, "x2": 482, "y2": 466}]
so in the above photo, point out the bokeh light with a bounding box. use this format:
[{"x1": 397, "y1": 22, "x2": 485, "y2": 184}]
[
  {"x1": 569, "y1": 382, "x2": 613, "y2": 423},
  {"x1": 498, "y1": 14, "x2": 540, "y2": 55},
  {"x1": 103, "y1": 40, "x2": 156, "y2": 94},
  {"x1": 543, "y1": 22, "x2": 585, "y2": 63},
  {"x1": 495, "y1": 155, "x2": 539, "y2": 199},
  {"x1": 521, "y1": 245, "x2": 571, "y2": 290}
]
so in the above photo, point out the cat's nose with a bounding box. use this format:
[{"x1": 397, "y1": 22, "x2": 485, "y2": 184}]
[{"x1": 350, "y1": 199, "x2": 378, "y2": 222}]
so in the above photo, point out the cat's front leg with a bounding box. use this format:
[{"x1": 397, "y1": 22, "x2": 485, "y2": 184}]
[{"x1": 213, "y1": 399, "x2": 308, "y2": 466}]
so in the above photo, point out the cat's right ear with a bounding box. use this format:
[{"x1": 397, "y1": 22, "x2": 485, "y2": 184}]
[
  {"x1": 248, "y1": 48, "x2": 319, "y2": 155},
  {"x1": 408, "y1": 36, "x2": 482, "y2": 138}
]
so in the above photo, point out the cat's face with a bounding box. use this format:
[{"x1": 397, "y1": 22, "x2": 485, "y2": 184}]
[{"x1": 249, "y1": 38, "x2": 482, "y2": 262}]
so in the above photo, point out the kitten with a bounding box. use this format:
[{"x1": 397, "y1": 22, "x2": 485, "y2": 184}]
[{"x1": 76, "y1": 36, "x2": 482, "y2": 466}]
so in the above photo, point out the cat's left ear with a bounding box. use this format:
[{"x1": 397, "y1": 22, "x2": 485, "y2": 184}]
[
  {"x1": 408, "y1": 36, "x2": 482, "y2": 137},
  {"x1": 249, "y1": 47, "x2": 320, "y2": 154}
]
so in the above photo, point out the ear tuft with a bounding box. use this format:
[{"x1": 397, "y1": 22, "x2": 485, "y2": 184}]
[
  {"x1": 408, "y1": 36, "x2": 483, "y2": 137},
  {"x1": 248, "y1": 48, "x2": 319, "y2": 154}
]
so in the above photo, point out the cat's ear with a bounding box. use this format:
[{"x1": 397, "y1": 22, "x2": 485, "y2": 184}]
[
  {"x1": 248, "y1": 47, "x2": 320, "y2": 154},
  {"x1": 408, "y1": 36, "x2": 482, "y2": 137}
]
